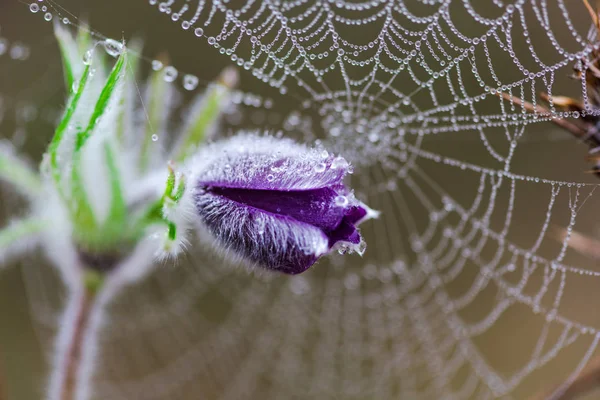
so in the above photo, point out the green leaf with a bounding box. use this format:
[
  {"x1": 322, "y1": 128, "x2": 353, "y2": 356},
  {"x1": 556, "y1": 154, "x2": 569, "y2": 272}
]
[
  {"x1": 0, "y1": 142, "x2": 41, "y2": 198},
  {"x1": 164, "y1": 163, "x2": 176, "y2": 197},
  {"x1": 173, "y1": 175, "x2": 186, "y2": 202},
  {"x1": 174, "y1": 67, "x2": 238, "y2": 162},
  {"x1": 138, "y1": 62, "x2": 170, "y2": 172},
  {"x1": 47, "y1": 64, "x2": 91, "y2": 188},
  {"x1": 69, "y1": 152, "x2": 98, "y2": 241},
  {"x1": 115, "y1": 39, "x2": 142, "y2": 146},
  {"x1": 100, "y1": 142, "x2": 127, "y2": 237},
  {"x1": 0, "y1": 217, "x2": 48, "y2": 265},
  {"x1": 75, "y1": 51, "x2": 127, "y2": 151},
  {"x1": 54, "y1": 21, "x2": 78, "y2": 91},
  {"x1": 76, "y1": 24, "x2": 92, "y2": 56},
  {"x1": 69, "y1": 142, "x2": 130, "y2": 250},
  {"x1": 167, "y1": 222, "x2": 177, "y2": 241}
]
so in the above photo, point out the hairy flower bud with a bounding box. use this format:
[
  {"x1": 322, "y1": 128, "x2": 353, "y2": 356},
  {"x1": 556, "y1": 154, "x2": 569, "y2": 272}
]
[{"x1": 190, "y1": 134, "x2": 378, "y2": 274}]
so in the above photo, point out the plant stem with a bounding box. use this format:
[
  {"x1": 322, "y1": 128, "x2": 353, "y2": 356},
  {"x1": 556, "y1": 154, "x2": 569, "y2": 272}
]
[
  {"x1": 61, "y1": 287, "x2": 95, "y2": 400},
  {"x1": 49, "y1": 276, "x2": 107, "y2": 400}
]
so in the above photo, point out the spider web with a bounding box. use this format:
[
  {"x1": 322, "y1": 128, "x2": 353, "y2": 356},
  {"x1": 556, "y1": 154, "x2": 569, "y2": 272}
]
[{"x1": 7, "y1": 0, "x2": 600, "y2": 399}]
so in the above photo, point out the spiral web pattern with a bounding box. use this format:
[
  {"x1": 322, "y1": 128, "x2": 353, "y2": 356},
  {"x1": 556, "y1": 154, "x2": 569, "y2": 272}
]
[{"x1": 10, "y1": 0, "x2": 600, "y2": 399}]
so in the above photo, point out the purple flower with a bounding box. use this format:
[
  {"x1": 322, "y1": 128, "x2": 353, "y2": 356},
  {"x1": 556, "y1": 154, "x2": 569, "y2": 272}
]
[{"x1": 191, "y1": 134, "x2": 378, "y2": 274}]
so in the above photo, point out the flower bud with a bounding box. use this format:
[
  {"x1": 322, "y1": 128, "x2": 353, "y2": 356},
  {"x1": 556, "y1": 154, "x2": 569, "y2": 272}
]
[{"x1": 191, "y1": 134, "x2": 378, "y2": 274}]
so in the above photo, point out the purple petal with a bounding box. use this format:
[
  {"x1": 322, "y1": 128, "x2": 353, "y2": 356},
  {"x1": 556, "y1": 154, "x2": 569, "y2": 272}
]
[
  {"x1": 206, "y1": 186, "x2": 345, "y2": 232},
  {"x1": 344, "y1": 205, "x2": 368, "y2": 225},
  {"x1": 195, "y1": 189, "x2": 329, "y2": 274}
]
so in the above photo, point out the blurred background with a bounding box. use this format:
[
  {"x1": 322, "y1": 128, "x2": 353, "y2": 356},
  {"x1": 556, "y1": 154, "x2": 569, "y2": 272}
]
[{"x1": 2, "y1": 0, "x2": 600, "y2": 399}]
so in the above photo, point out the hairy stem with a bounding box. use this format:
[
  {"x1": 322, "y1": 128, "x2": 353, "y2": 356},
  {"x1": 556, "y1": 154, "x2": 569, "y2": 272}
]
[
  {"x1": 63, "y1": 289, "x2": 93, "y2": 400},
  {"x1": 48, "y1": 277, "x2": 108, "y2": 400}
]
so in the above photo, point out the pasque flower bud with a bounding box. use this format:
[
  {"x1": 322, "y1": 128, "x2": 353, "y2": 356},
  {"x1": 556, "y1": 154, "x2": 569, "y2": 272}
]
[{"x1": 191, "y1": 134, "x2": 378, "y2": 274}]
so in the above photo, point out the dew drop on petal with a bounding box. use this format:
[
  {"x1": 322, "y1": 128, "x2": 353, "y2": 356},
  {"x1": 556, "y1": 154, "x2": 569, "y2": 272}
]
[
  {"x1": 314, "y1": 162, "x2": 326, "y2": 173},
  {"x1": 335, "y1": 195, "x2": 348, "y2": 207},
  {"x1": 356, "y1": 239, "x2": 367, "y2": 256},
  {"x1": 266, "y1": 174, "x2": 275, "y2": 182},
  {"x1": 330, "y1": 156, "x2": 349, "y2": 170},
  {"x1": 338, "y1": 244, "x2": 349, "y2": 255}
]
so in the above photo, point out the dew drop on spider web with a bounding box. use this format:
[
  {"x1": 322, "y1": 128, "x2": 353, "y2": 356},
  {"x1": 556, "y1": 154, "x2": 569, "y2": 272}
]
[
  {"x1": 163, "y1": 66, "x2": 178, "y2": 82},
  {"x1": 183, "y1": 74, "x2": 198, "y2": 91},
  {"x1": 151, "y1": 59, "x2": 163, "y2": 71}
]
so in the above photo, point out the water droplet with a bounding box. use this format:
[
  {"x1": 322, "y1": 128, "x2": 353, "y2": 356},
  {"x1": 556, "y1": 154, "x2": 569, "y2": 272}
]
[
  {"x1": 163, "y1": 66, "x2": 178, "y2": 82},
  {"x1": 83, "y1": 50, "x2": 93, "y2": 65},
  {"x1": 151, "y1": 59, "x2": 163, "y2": 71},
  {"x1": 330, "y1": 156, "x2": 349, "y2": 170},
  {"x1": 29, "y1": 3, "x2": 39, "y2": 13},
  {"x1": 207, "y1": 36, "x2": 216, "y2": 45},
  {"x1": 335, "y1": 195, "x2": 348, "y2": 207},
  {"x1": 183, "y1": 74, "x2": 199, "y2": 91},
  {"x1": 337, "y1": 244, "x2": 349, "y2": 255},
  {"x1": 103, "y1": 39, "x2": 124, "y2": 57},
  {"x1": 266, "y1": 174, "x2": 275, "y2": 182},
  {"x1": 355, "y1": 240, "x2": 367, "y2": 256},
  {"x1": 314, "y1": 163, "x2": 326, "y2": 173},
  {"x1": 44, "y1": 12, "x2": 52, "y2": 21},
  {"x1": 194, "y1": 28, "x2": 204, "y2": 37},
  {"x1": 151, "y1": 134, "x2": 159, "y2": 142},
  {"x1": 270, "y1": 163, "x2": 285, "y2": 172}
]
